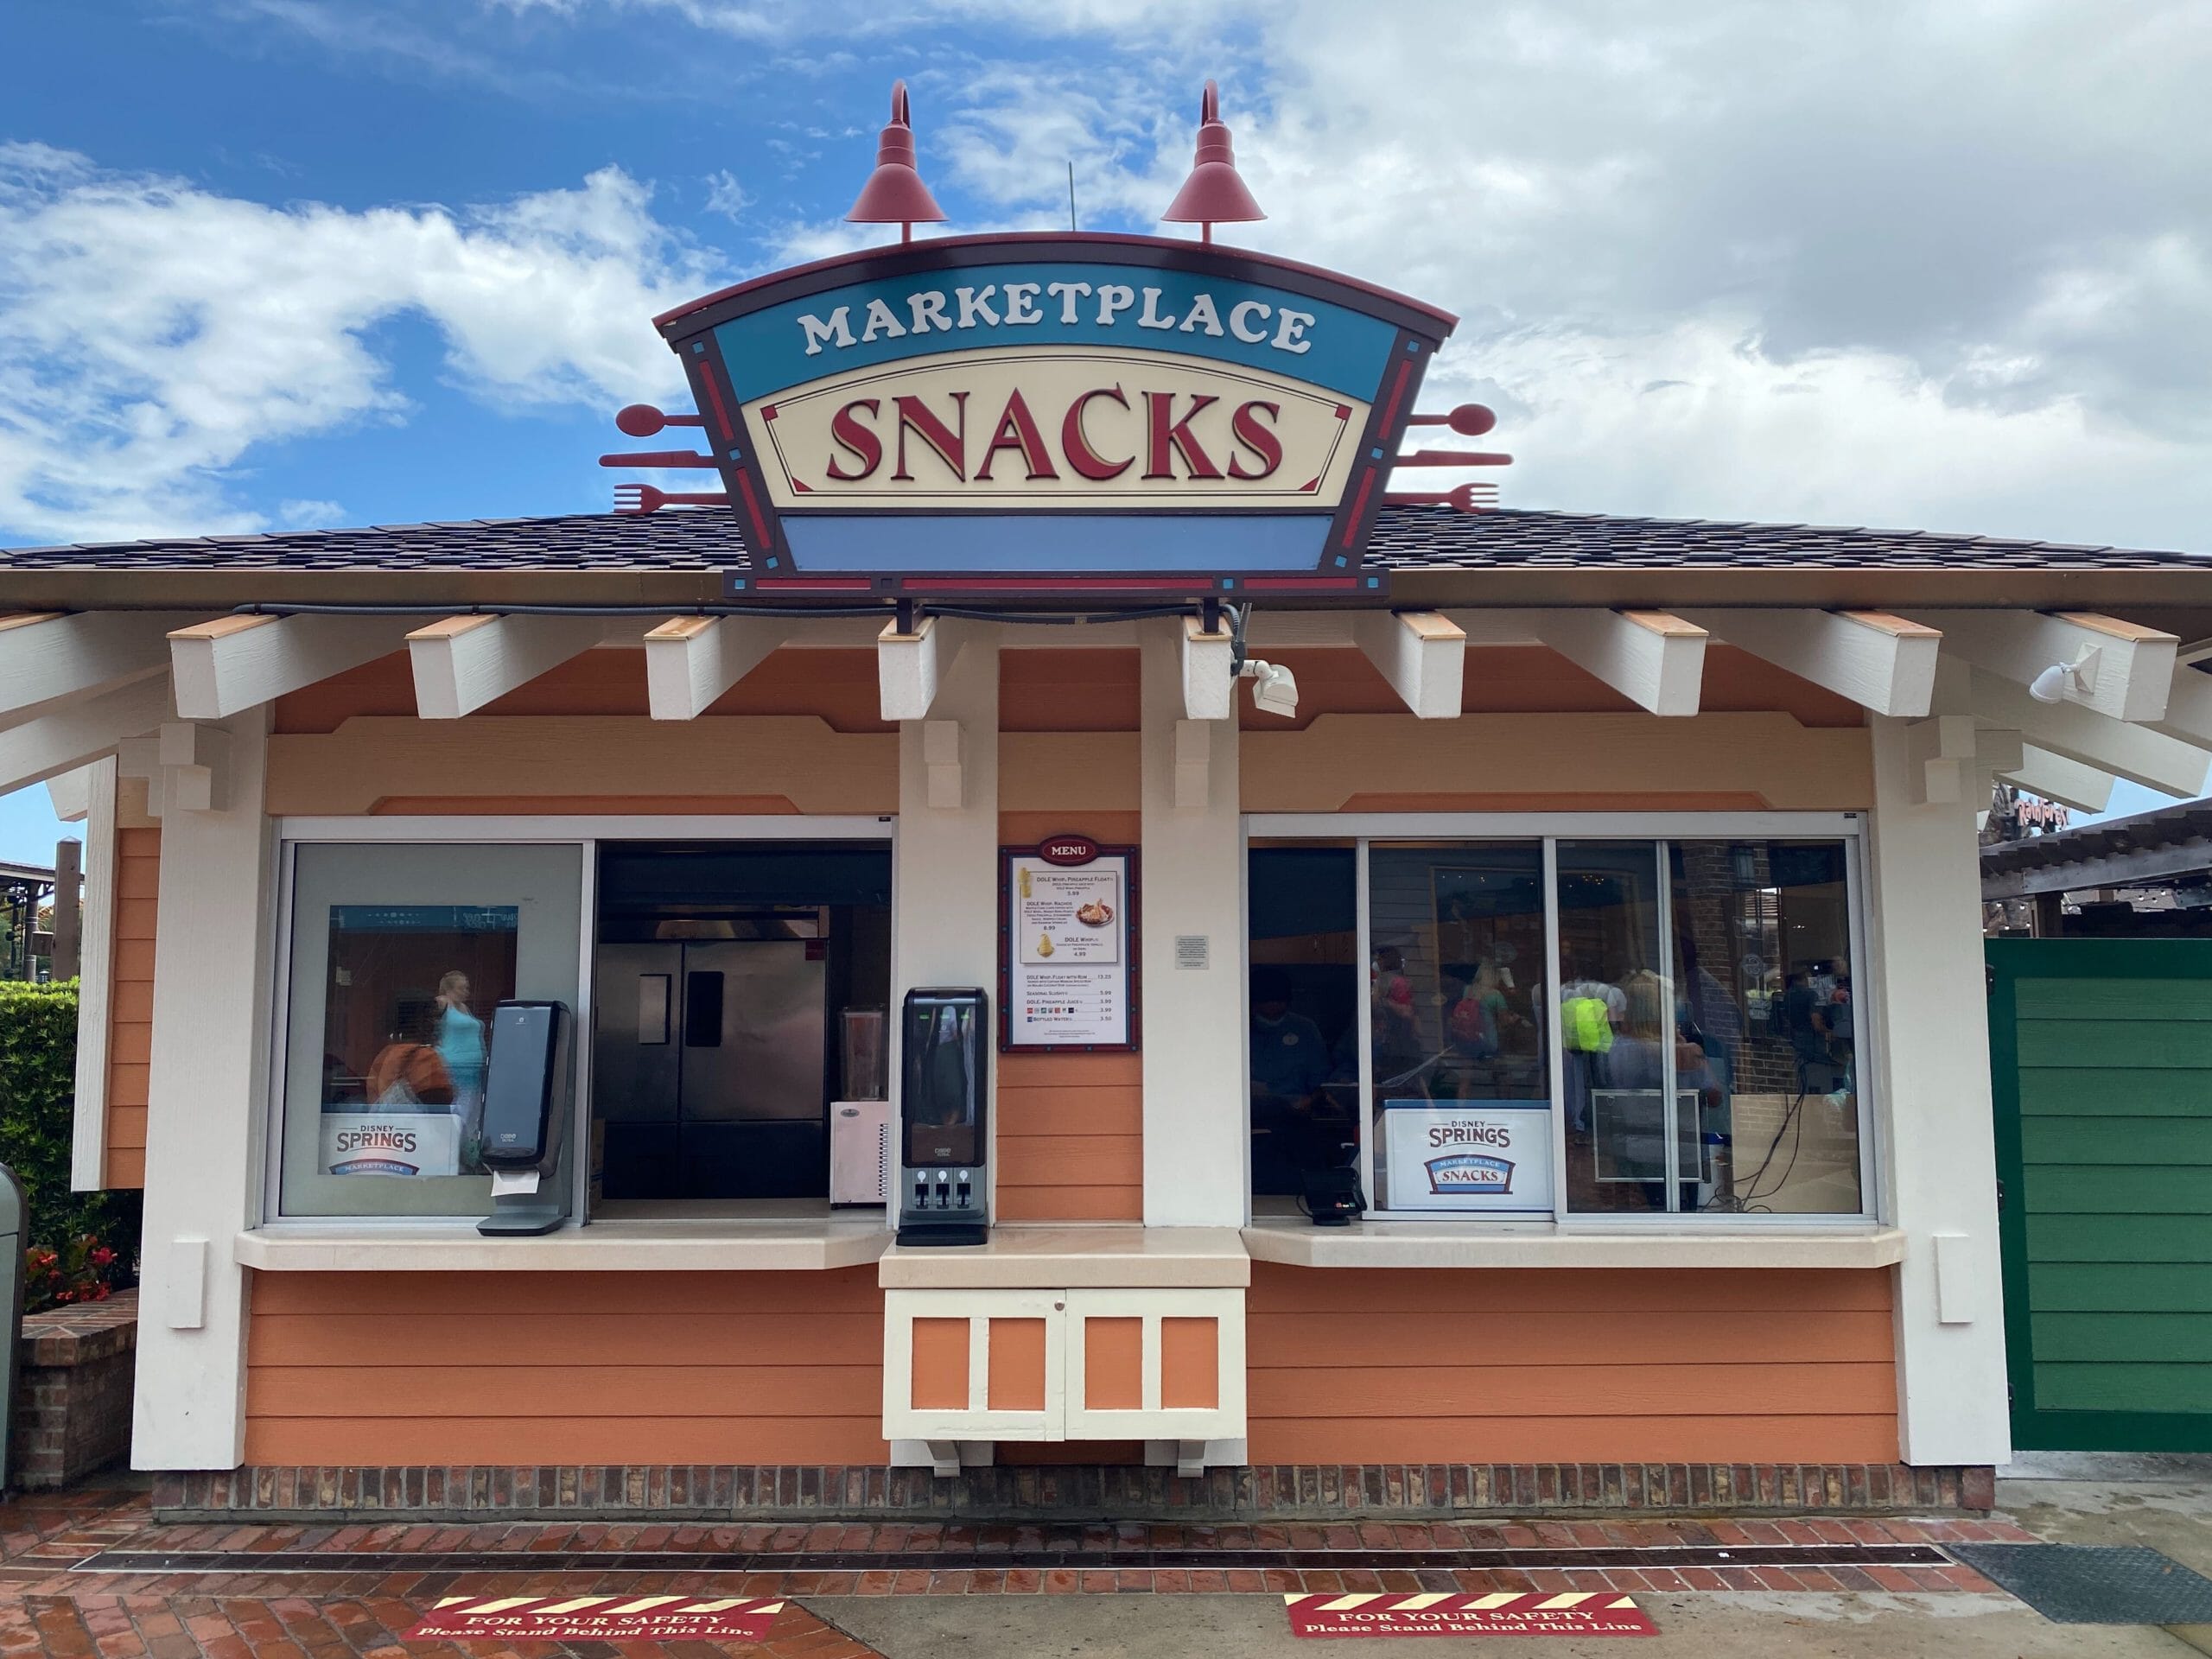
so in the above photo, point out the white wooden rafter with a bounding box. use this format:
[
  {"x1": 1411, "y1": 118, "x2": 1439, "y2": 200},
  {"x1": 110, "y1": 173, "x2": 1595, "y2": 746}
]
[
  {"x1": 643, "y1": 615, "x2": 787, "y2": 720},
  {"x1": 1676, "y1": 608, "x2": 1942, "y2": 717},
  {"x1": 1179, "y1": 616, "x2": 1235, "y2": 721},
  {"x1": 405, "y1": 613, "x2": 611, "y2": 720},
  {"x1": 0, "y1": 674, "x2": 172, "y2": 795},
  {"x1": 2002, "y1": 747, "x2": 2116, "y2": 815},
  {"x1": 1485, "y1": 608, "x2": 1708, "y2": 716},
  {"x1": 0, "y1": 610, "x2": 196, "y2": 725},
  {"x1": 169, "y1": 613, "x2": 418, "y2": 720},
  {"x1": 1353, "y1": 610, "x2": 1465, "y2": 718},
  {"x1": 1909, "y1": 609, "x2": 2179, "y2": 723},
  {"x1": 879, "y1": 616, "x2": 971, "y2": 722}
]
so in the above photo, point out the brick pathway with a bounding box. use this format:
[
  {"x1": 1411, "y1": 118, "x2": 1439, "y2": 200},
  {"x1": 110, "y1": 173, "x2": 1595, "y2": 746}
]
[{"x1": 0, "y1": 1483, "x2": 2044, "y2": 1657}]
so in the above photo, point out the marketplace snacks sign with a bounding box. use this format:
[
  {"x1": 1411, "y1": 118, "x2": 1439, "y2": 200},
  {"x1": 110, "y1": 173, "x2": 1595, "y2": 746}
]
[{"x1": 653, "y1": 235, "x2": 1456, "y2": 592}]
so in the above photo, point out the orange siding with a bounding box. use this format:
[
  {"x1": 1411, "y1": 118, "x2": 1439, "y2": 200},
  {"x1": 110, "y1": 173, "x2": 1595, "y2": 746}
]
[
  {"x1": 245, "y1": 1269, "x2": 888, "y2": 1465},
  {"x1": 104, "y1": 827, "x2": 160, "y2": 1189},
  {"x1": 1000, "y1": 649, "x2": 1141, "y2": 732},
  {"x1": 995, "y1": 784, "x2": 1144, "y2": 1222},
  {"x1": 1246, "y1": 1264, "x2": 1897, "y2": 1465}
]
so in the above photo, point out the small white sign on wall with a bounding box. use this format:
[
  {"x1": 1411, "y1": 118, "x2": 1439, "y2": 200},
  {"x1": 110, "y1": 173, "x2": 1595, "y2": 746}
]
[
  {"x1": 1381, "y1": 1100, "x2": 1553, "y2": 1212},
  {"x1": 1174, "y1": 935, "x2": 1211, "y2": 970}
]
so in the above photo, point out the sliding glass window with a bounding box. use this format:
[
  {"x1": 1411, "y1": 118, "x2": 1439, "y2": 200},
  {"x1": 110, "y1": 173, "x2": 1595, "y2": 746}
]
[{"x1": 1247, "y1": 826, "x2": 1869, "y2": 1222}]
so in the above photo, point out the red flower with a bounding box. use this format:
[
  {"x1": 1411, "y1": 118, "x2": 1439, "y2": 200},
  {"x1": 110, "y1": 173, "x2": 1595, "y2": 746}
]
[
  {"x1": 92, "y1": 1285, "x2": 111, "y2": 1301},
  {"x1": 88, "y1": 1247, "x2": 115, "y2": 1268}
]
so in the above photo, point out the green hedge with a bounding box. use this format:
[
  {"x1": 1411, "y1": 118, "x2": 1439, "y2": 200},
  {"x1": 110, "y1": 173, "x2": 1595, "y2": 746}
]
[{"x1": 0, "y1": 981, "x2": 140, "y2": 1275}]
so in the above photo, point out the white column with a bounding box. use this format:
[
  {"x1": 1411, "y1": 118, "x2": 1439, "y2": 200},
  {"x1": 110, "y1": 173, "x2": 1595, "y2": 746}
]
[
  {"x1": 1139, "y1": 619, "x2": 1246, "y2": 1226},
  {"x1": 890, "y1": 631, "x2": 1000, "y2": 1198},
  {"x1": 1865, "y1": 715, "x2": 2011, "y2": 1466},
  {"x1": 132, "y1": 707, "x2": 274, "y2": 1470}
]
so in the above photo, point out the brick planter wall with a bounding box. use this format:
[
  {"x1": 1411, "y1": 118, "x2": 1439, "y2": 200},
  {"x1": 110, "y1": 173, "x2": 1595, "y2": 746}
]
[
  {"x1": 152, "y1": 1459, "x2": 1996, "y2": 1521},
  {"x1": 12, "y1": 1290, "x2": 137, "y2": 1491}
]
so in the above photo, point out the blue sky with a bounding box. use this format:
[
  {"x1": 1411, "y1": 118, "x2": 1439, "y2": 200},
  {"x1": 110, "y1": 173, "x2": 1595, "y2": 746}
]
[{"x1": 3, "y1": 2, "x2": 2208, "y2": 860}]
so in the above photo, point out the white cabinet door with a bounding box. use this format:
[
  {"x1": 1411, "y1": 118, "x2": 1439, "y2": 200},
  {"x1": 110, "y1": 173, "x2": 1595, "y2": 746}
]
[
  {"x1": 1062, "y1": 1287, "x2": 1247, "y2": 1443},
  {"x1": 882, "y1": 1287, "x2": 1066, "y2": 1441}
]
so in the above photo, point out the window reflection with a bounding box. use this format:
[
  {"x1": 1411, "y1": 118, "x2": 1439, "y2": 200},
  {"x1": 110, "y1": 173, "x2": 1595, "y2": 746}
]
[
  {"x1": 1672, "y1": 841, "x2": 1861, "y2": 1216},
  {"x1": 1247, "y1": 848, "x2": 1360, "y2": 1201},
  {"x1": 1369, "y1": 844, "x2": 1548, "y2": 1212}
]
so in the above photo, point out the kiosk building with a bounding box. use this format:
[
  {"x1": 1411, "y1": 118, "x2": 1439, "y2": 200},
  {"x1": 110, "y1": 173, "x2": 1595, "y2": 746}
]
[{"x1": 7, "y1": 84, "x2": 2211, "y2": 1517}]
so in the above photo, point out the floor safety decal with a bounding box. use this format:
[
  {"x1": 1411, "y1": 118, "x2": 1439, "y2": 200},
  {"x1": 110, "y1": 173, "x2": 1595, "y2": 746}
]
[
  {"x1": 406, "y1": 1592, "x2": 785, "y2": 1642},
  {"x1": 1286, "y1": 1590, "x2": 1657, "y2": 1637}
]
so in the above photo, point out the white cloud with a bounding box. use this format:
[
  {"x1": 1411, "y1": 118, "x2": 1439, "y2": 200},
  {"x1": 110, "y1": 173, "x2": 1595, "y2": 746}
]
[
  {"x1": 702, "y1": 169, "x2": 753, "y2": 223},
  {"x1": 901, "y1": 0, "x2": 2212, "y2": 547},
  {"x1": 0, "y1": 149, "x2": 720, "y2": 543}
]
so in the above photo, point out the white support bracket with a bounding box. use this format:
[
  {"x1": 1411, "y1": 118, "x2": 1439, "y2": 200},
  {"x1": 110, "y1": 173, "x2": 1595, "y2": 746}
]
[
  {"x1": 1909, "y1": 610, "x2": 2179, "y2": 723},
  {"x1": 1906, "y1": 715, "x2": 1980, "y2": 805},
  {"x1": 922, "y1": 719, "x2": 963, "y2": 810},
  {"x1": 880, "y1": 617, "x2": 969, "y2": 721},
  {"x1": 1521, "y1": 608, "x2": 1708, "y2": 715},
  {"x1": 1676, "y1": 608, "x2": 1942, "y2": 717},
  {"x1": 405, "y1": 613, "x2": 610, "y2": 719},
  {"x1": 1173, "y1": 719, "x2": 1211, "y2": 810},
  {"x1": 1353, "y1": 610, "x2": 1465, "y2": 718},
  {"x1": 157, "y1": 721, "x2": 232, "y2": 814},
  {"x1": 644, "y1": 615, "x2": 787, "y2": 720},
  {"x1": 169, "y1": 613, "x2": 418, "y2": 720},
  {"x1": 1180, "y1": 617, "x2": 1235, "y2": 721}
]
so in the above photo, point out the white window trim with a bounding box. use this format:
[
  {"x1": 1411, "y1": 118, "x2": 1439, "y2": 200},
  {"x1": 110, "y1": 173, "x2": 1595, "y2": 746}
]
[
  {"x1": 1244, "y1": 810, "x2": 1882, "y2": 1231},
  {"x1": 261, "y1": 813, "x2": 898, "y2": 1229}
]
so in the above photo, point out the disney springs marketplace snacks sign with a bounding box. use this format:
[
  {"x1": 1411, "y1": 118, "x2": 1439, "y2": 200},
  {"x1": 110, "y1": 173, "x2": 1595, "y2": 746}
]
[{"x1": 652, "y1": 236, "x2": 1457, "y2": 594}]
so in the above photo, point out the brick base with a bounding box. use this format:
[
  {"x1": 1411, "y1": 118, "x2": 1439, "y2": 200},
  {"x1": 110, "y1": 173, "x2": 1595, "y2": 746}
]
[
  {"x1": 11, "y1": 1291, "x2": 137, "y2": 1491},
  {"x1": 152, "y1": 1460, "x2": 1996, "y2": 1521}
]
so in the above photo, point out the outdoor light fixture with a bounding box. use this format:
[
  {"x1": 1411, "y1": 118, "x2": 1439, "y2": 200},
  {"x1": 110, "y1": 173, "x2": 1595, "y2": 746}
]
[
  {"x1": 1242, "y1": 658, "x2": 1300, "y2": 719},
  {"x1": 1224, "y1": 601, "x2": 1299, "y2": 718},
  {"x1": 2028, "y1": 648, "x2": 2100, "y2": 704}
]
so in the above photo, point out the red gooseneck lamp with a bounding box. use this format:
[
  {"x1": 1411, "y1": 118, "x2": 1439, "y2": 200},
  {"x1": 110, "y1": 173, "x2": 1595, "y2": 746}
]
[
  {"x1": 1160, "y1": 79, "x2": 1266, "y2": 244},
  {"x1": 847, "y1": 80, "x2": 948, "y2": 245}
]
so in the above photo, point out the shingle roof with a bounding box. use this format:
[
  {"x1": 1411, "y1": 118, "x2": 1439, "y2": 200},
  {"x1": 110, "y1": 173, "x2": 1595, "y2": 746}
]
[{"x1": 3, "y1": 505, "x2": 2205, "y2": 575}]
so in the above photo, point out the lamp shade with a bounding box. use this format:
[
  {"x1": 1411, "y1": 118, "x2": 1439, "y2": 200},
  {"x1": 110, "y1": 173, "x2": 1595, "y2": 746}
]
[
  {"x1": 848, "y1": 80, "x2": 948, "y2": 227},
  {"x1": 1161, "y1": 79, "x2": 1266, "y2": 227}
]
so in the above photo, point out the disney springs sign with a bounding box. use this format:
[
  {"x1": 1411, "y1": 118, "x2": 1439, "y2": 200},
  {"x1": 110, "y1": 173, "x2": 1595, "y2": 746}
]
[{"x1": 652, "y1": 234, "x2": 1458, "y2": 595}]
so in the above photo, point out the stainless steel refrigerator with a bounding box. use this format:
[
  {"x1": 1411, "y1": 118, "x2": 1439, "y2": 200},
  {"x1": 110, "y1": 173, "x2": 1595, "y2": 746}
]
[{"x1": 593, "y1": 940, "x2": 828, "y2": 1199}]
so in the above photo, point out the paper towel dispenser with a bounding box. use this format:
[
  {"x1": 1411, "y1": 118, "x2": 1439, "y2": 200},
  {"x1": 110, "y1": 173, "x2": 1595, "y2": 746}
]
[{"x1": 477, "y1": 1000, "x2": 573, "y2": 1236}]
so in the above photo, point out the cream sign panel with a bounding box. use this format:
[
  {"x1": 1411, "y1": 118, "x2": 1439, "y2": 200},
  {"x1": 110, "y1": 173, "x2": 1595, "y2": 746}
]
[{"x1": 747, "y1": 347, "x2": 1366, "y2": 510}]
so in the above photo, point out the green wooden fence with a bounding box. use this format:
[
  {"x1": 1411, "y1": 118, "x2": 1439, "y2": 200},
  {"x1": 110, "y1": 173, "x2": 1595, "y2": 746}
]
[{"x1": 1990, "y1": 938, "x2": 2212, "y2": 1450}]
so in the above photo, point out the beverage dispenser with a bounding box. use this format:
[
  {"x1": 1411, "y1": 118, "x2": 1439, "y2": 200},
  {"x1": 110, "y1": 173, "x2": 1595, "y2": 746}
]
[{"x1": 897, "y1": 988, "x2": 988, "y2": 1246}]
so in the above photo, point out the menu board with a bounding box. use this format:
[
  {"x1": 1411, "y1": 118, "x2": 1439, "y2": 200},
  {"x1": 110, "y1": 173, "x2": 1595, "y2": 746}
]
[{"x1": 1001, "y1": 842, "x2": 1138, "y2": 1050}]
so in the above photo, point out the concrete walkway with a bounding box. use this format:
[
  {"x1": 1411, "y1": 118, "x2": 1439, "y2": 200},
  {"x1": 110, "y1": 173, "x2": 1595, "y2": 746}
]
[
  {"x1": 6, "y1": 1464, "x2": 2212, "y2": 1656},
  {"x1": 817, "y1": 1590, "x2": 2184, "y2": 1656}
]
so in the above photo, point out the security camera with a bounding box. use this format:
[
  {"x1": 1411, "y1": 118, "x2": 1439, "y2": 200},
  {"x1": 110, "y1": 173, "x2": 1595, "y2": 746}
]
[{"x1": 1241, "y1": 657, "x2": 1300, "y2": 719}]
